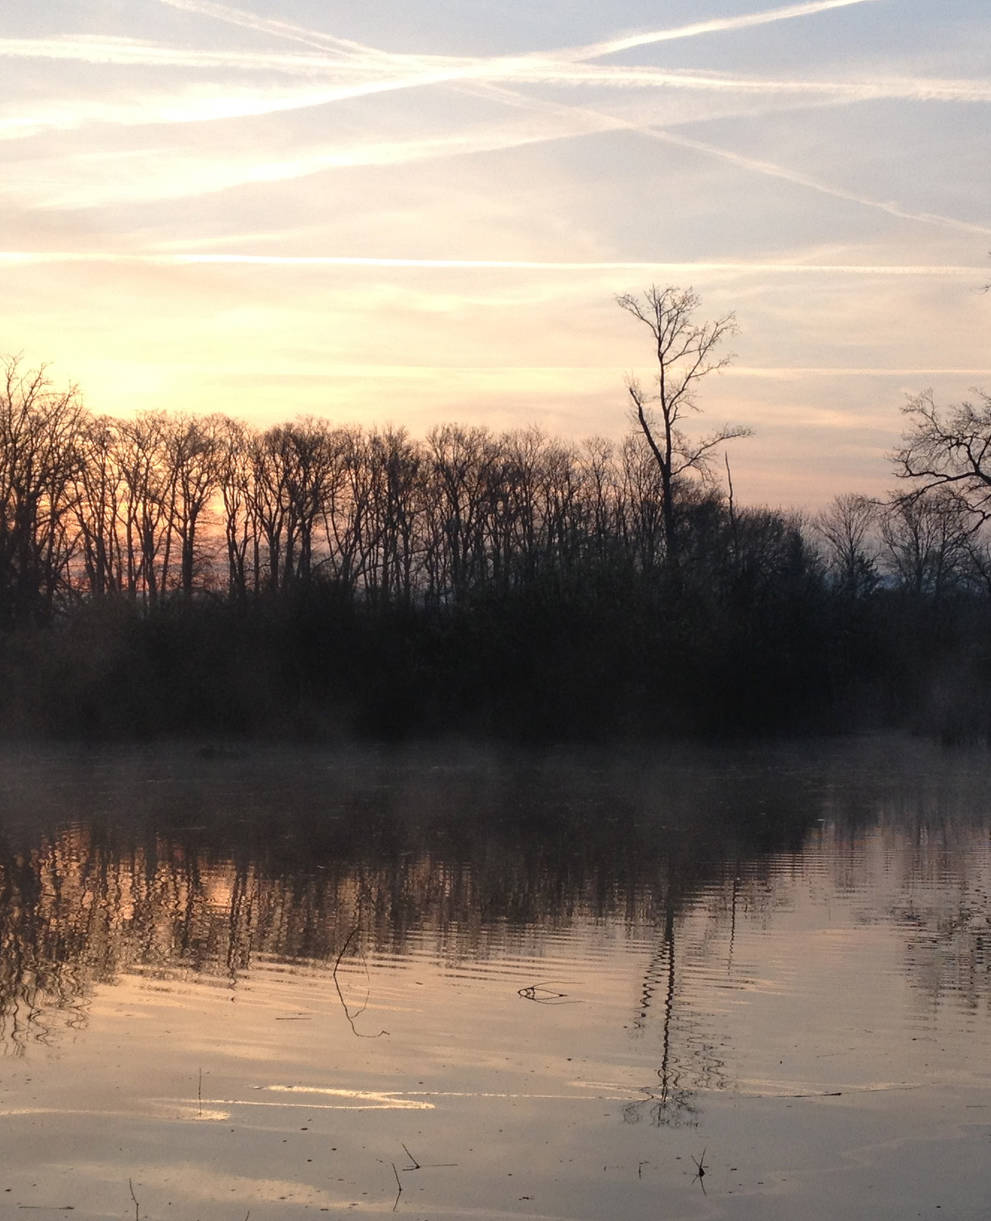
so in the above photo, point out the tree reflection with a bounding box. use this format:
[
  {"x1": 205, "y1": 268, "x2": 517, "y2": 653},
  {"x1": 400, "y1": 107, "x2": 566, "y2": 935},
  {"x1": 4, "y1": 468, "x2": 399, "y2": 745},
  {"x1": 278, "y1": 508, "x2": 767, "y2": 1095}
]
[
  {"x1": 624, "y1": 885, "x2": 701, "y2": 1127},
  {"x1": 0, "y1": 832, "x2": 92, "y2": 1053},
  {"x1": 624, "y1": 861, "x2": 736, "y2": 1127},
  {"x1": 0, "y1": 741, "x2": 986, "y2": 1064}
]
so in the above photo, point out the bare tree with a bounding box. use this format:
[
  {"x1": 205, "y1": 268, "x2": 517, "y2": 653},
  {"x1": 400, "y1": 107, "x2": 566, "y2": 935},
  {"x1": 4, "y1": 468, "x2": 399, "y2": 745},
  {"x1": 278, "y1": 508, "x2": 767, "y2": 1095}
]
[
  {"x1": 424, "y1": 424, "x2": 497, "y2": 602},
  {"x1": 814, "y1": 493, "x2": 879, "y2": 597},
  {"x1": 115, "y1": 413, "x2": 177, "y2": 605},
  {"x1": 321, "y1": 426, "x2": 380, "y2": 598},
  {"x1": 247, "y1": 426, "x2": 292, "y2": 593},
  {"x1": 488, "y1": 427, "x2": 544, "y2": 591},
  {"x1": 0, "y1": 356, "x2": 86, "y2": 624},
  {"x1": 364, "y1": 427, "x2": 425, "y2": 606},
  {"x1": 216, "y1": 416, "x2": 256, "y2": 602},
  {"x1": 71, "y1": 414, "x2": 126, "y2": 598},
  {"x1": 893, "y1": 389, "x2": 991, "y2": 527},
  {"x1": 619, "y1": 434, "x2": 665, "y2": 573},
  {"x1": 579, "y1": 437, "x2": 621, "y2": 567},
  {"x1": 157, "y1": 413, "x2": 225, "y2": 598},
  {"x1": 617, "y1": 285, "x2": 749, "y2": 562},
  {"x1": 879, "y1": 488, "x2": 973, "y2": 598},
  {"x1": 539, "y1": 438, "x2": 585, "y2": 576},
  {"x1": 277, "y1": 419, "x2": 340, "y2": 590}
]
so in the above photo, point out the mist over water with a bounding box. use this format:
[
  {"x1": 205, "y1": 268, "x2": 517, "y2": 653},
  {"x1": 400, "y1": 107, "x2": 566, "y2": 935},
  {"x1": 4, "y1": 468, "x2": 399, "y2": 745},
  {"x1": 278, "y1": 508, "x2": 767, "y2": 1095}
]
[{"x1": 0, "y1": 735, "x2": 988, "y2": 1218}]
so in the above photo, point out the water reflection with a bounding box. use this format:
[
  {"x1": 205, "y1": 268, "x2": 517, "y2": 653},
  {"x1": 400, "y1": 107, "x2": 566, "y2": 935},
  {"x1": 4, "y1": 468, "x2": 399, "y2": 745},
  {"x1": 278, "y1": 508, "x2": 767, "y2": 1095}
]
[{"x1": 0, "y1": 738, "x2": 987, "y2": 1098}]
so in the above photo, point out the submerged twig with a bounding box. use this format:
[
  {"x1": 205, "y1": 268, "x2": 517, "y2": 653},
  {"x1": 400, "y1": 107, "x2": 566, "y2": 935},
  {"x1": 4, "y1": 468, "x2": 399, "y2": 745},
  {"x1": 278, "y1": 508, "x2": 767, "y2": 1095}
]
[
  {"x1": 128, "y1": 1178, "x2": 141, "y2": 1221},
  {"x1": 333, "y1": 926, "x2": 389, "y2": 1039},
  {"x1": 391, "y1": 1163, "x2": 402, "y2": 1212},
  {"x1": 517, "y1": 982, "x2": 575, "y2": 1005},
  {"x1": 691, "y1": 1147, "x2": 708, "y2": 1194},
  {"x1": 398, "y1": 1143, "x2": 457, "y2": 1170}
]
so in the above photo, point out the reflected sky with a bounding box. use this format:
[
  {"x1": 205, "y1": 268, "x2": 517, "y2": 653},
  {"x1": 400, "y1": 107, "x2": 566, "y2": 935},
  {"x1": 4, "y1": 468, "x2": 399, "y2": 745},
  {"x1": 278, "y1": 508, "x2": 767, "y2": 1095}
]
[{"x1": 0, "y1": 738, "x2": 987, "y2": 1045}]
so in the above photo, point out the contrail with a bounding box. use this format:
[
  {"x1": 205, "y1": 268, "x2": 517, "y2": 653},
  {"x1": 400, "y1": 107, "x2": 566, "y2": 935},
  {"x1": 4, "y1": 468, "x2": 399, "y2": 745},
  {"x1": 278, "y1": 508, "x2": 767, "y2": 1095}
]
[
  {"x1": 0, "y1": 251, "x2": 983, "y2": 276},
  {"x1": 467, "y1": 75, "x2": 991, "y2": 242},
  {"x1": 156, "y1": 0, "x2": 393, "y2": 61},
  {"x1": 4, "y1": 66, "x2": 987, "y2": 145},
  {"x1": 5, "y1": 65, "x2": 987, "y2": 143},
  {"x1": 3, "y1": 0, "x2": 885, "y2": 87},
  {"x1": 0, "y1": 34, "x2": 349, "y2": 72},
  {"x1": 4, "y1": 0, "x2": 980, "y2": 139},
  {"x1": 564, "y1": 0, "x2": 883, "y2": 61},
  {"x1": 155, "y1": 0, "x2": 884, "y2": 70},
  {"x1": 12, "y1": 109, "x2": 621, "y2": 208},
  {"x1": 484, "y1": 66, "x2": 991, "y2": 101},
  {"x1": 642, "y1": 128, "x2": 991, "y2": 238},
  {"x1": 10, "y1": 75, "x2": 984, "y2": 236}
]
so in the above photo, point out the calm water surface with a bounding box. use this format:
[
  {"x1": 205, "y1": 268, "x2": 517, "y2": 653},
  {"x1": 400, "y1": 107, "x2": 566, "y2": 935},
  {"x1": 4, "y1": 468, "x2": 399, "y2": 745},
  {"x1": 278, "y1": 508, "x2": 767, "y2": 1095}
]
[{"x1": 0, "y1": 736, "x2": 988, "y2": 1220}]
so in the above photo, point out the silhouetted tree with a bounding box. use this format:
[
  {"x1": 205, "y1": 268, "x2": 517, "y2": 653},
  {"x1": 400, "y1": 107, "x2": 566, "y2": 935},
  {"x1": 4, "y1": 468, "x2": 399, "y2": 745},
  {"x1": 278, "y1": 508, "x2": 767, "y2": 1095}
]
[
  {"x1": 115, "y1": 412, "x2": 178, "y2": 605},
  {"x1": 894, "y1": 389, "x2": 991, "y2": 528},
  {"x1": 165, "y1": 413, "x2": 225, "y2": 598},
  {"x1": 619, "y1": 434, "x2": 665, "y2": 572},
  {"x1": 278, "y1": 419, "x2": 340, "y2": 590},
  {"x1": 0, "y1": 356, "x2": 85, "y2": 625},
  {"x1": 71, "y1": 415, "x2": 125, "y2": 599},
  {"x1": 815, "y1": 493, "x2": 879, "y2": 597},
  {"x1": 320, "y1": 425, "x2": 375, "y2": 595},
  {"x1": 879, "y1": 488, "x2": 974, "y2": 597},
  {"x1": 424, "y1": 424, "x2": 497, "y2": 602},
  {"x1": 365, "y1": 427, "x2": 425, "y2": 605},
  {"x1": 216, "y1": 415, "x2": 255, "y2": 603},
  {"x1": 616, "y1": 286, "x2": 749, "y2": 563}
]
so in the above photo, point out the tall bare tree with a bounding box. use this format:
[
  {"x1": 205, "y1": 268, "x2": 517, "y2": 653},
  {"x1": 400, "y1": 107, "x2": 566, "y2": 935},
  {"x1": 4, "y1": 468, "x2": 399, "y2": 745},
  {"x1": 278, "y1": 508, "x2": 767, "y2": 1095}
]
[{"x1": 617, "y1": 286, "x2": 749, "y2": 562}]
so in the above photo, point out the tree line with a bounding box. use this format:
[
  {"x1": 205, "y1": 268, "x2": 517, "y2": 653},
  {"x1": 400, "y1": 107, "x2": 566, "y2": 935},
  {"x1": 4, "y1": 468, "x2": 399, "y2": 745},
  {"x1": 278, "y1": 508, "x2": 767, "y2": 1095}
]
[
  {"x1": 0, "y1": 357, "x2": 722, "y2": 617},
  {"x1": 1, "y1": 287, "x2": 989, "y2": 743}
]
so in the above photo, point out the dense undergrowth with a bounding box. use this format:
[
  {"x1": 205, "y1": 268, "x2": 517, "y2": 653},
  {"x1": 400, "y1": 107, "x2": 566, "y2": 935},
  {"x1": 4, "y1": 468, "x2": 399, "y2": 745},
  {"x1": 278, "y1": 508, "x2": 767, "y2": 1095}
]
[{"x1": 1, "y1": 569, "x2": 988, "y2": 745}]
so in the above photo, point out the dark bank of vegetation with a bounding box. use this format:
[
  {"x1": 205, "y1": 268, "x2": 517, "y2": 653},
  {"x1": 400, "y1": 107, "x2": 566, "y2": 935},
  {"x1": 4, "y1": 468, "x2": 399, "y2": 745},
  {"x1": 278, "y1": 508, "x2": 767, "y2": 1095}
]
[{"x1": 1, "y1": 286, "x2": 990, "y2": 745}]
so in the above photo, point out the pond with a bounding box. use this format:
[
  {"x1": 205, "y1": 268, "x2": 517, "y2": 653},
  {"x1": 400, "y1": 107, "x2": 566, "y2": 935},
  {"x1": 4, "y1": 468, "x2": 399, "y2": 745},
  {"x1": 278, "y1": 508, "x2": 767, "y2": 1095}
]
[{"x1": 0, "y1": 735, "x2": 988, "y2": 1219}]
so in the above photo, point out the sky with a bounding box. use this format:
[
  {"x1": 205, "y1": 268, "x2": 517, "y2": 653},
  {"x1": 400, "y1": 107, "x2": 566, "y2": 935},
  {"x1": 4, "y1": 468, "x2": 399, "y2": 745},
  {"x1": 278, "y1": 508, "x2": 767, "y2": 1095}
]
[{"x1": 2, "y1": 0, "x2": 989, "y2": 508}]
